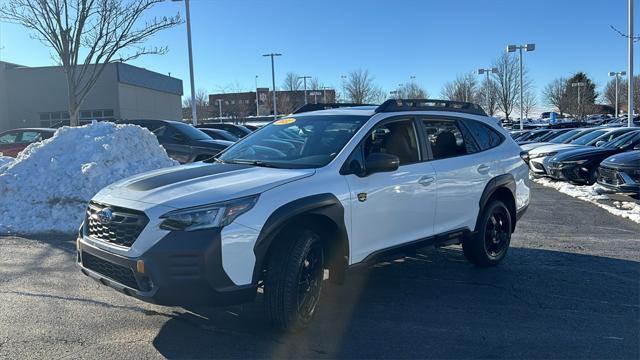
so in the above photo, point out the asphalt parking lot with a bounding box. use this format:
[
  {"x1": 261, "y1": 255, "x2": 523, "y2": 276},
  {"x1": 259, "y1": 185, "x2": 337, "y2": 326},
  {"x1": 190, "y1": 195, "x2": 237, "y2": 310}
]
[{"x1": 0, "y1": 182, "x2": 638, "y2": 359}]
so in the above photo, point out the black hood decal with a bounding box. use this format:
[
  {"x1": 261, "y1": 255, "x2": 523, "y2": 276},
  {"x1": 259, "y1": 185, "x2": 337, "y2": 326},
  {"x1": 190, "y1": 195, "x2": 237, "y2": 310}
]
[{"x1": 127, "y1": 163, "x2": 251, "y2": 191}]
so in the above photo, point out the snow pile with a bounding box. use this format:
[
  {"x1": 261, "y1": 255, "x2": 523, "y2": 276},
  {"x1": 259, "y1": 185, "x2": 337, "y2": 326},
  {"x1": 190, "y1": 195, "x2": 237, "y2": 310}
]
[
  {"x1": 0, "y1": 122, "x2": 178, "y2": 234},
  {"x1": 0, "y1": 156, "x2": 14, "y2": 169},
  {"x1": 534, "y1": 177, "x2": 640, "y2": 224}
]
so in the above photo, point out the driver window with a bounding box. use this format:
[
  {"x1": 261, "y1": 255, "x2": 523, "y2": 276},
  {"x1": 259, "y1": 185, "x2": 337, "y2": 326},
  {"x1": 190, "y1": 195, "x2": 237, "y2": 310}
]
[{"x1": 363, "y1": 119, "x2": 419, "y2": 165}]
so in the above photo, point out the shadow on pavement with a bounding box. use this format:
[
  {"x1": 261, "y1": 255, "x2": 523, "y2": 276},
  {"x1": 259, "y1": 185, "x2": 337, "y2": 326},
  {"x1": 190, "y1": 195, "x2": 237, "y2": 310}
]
[{"x1": 152, "y1": 246, "x2": 640, "y2": 359}]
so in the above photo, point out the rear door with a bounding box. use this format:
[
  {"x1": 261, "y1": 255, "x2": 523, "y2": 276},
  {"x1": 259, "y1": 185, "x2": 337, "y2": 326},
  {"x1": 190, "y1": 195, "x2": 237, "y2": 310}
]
[{"x1": 420, "y1": 117, "x2": 503, "y2": 234}]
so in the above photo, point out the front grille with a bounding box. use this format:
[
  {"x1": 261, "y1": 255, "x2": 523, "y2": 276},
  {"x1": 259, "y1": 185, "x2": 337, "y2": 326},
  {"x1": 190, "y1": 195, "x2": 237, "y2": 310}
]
[
  {"x1": 82, "y1": 252, "x2": 139, "y2": 290},
  {"x1": 531, "y1": 161, "x2": 546, "y2": 172},
  {"x1": 86, "y1": 201, "x2": 148, "y2": 248},
  {"x1": 598, "y1": 167, "x2": 623, "y2": 186}
]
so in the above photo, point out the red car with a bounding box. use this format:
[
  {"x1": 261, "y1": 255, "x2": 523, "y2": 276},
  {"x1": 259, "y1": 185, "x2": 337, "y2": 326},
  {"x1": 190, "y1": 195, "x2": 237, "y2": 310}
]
[{"x1": 0, "y1": 128, "x2": 55, "y2": 157}]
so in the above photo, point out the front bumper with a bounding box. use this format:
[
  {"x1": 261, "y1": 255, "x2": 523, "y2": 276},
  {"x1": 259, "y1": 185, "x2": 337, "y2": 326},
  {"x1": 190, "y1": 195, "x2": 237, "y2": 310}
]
[
  {"x1": 77, "y1": 227, "x2": 256, "y2": 306},
  {"x1": 597, "y1": 167, "x2": 640, "y2": 195}
]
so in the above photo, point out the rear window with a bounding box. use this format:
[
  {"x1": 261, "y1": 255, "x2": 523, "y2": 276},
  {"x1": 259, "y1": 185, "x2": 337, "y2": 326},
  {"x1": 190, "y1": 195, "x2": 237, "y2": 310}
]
[
  {"x1": 462, "y1": 120, "x2": 503, "y2": 151},
  {"x1": 172, "y1": 122, "x2": 210, "y2": 140}
]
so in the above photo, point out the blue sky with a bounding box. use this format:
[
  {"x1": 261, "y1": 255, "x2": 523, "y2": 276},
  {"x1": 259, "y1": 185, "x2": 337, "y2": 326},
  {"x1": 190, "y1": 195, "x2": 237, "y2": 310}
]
[{"x1": 1, "y1": 0, "x2": 638, "y2": 106}]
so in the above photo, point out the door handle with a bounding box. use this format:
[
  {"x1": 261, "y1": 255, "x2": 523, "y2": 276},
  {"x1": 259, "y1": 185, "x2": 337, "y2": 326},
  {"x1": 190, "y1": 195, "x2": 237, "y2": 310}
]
[
  {"x1": 477, "y1": 164, "x2": 490, "y2": 174},
  {"x1": 418, "y1": 175, "x2": 435, "y2": 186}
]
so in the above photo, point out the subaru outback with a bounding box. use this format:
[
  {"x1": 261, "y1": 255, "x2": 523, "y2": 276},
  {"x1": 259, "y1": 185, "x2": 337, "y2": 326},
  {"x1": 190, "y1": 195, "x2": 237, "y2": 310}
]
[{"x1": 77, "y1": 99, "x2": 530, "y2": 331}]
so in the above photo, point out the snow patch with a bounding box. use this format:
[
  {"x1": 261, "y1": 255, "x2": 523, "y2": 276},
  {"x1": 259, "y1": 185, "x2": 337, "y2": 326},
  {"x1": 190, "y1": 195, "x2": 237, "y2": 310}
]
[
  {"x1": 533, "y1": 177, "x2": 640, "y2": 224},
  {"x1": 0, "y1": 122, "x2": 178, "y2": 234}
]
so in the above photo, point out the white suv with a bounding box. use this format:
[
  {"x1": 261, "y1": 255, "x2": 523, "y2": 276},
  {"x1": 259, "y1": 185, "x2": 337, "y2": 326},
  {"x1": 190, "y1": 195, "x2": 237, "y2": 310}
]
[{"x1": 77, "y1": 100, "x2": 530, "y2": 331}]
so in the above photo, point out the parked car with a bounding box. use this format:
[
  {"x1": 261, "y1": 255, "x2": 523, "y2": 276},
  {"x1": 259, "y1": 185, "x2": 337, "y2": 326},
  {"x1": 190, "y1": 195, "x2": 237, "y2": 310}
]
[
  {"x1": 0, "y1": 128, "x2": 55, "y2": 157},
  {"x1": 515, "y1": 129, "x2": 554, "y2": 144},
  {"x1": 242, "y1": 124, "x2": 260, "y2": 131},
  {"x1": 198, "y1": 128, "x2": 239, "y2": 142},
  {"x1": 78, "y1": 99, "x2": 530, "y2": 331},
  {"x1": 117, "y1": 120, "x2": 232, "y2": 163},
  {"x1": 520, "y1": 128, "x2": 588, "y2": 152},
  {"x1": 548, "y1": 131, "x2": 640, "y2": 184},
  {"x1": 517, "y1": 128, "x2": 574, "y2": 145},
  {"x1": 198, "y1": 123, "x2": 252, "y2": 138},
  {"x1": 525, "y1": 127, "x2": 637, "y2": 176},
  {"x1": 597, "y1": 150, "x2": 640, "y2": 196}
]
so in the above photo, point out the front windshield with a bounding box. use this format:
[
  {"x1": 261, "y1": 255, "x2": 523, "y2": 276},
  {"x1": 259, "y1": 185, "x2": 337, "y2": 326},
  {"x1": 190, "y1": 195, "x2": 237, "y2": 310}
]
[
  {"x1": 602, "y1": 131, "x2": 640, "y2": 149},
  {"x1": 570, "y1": 130, "x2": 606, "y2": 145},
  {"x1": 173, "y1": 122, "x2": 211, "y2": 140},
  {"x1": 218, "y1": 115, "x2": 369, "y2": 168},
  {"x1": 550, "y1": 129, "x2": 579, "y2": 143}
]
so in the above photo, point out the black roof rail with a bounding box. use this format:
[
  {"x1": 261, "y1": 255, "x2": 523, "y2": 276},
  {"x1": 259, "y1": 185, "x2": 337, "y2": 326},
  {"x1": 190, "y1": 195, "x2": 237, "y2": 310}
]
[
  {"x1": 292, "y1": 103, "x2": 376, "y2": 114},
  {"x1": 375, "y1": 99, "x2": 487, "y2": 116}
]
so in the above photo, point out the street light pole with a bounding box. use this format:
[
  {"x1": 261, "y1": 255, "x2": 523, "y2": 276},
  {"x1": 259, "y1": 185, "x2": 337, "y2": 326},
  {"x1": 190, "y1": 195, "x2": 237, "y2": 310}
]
[
  {"x1": 262, "y1": 53, "x2": 282, "y2": 120},
  {"x1": 299, "y1": 76, "x2": 312, "y2": 104},
  {"x1": 216, "y1": 99, "x2": 222, "y2": 120},
  {"x1": 628, "y1": 0, "x2": 635, "y2": 127},
  {"x1": 477, "y1": 67, "x2": 498, "y2": 111},
  {"x1": 507, "y1": 43, "x2": 536, "y2": 130},
  {"x1": 183, "y1": 0, "x2": 197, "y2": 125},
  {"x1": 255, "y1": 75, "x2": 259, "y2": 116},
  {"x1": 608, "y1": 71, "x2": 627, "y2": 118}
]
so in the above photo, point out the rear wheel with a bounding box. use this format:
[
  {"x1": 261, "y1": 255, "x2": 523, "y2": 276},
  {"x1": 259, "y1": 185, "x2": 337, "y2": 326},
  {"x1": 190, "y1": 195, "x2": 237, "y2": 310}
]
[
  {"x1": 263, "y1": 228, "x2": 324, "y2": 331},
  {"x1": 462, "y1": 200, "x2": 512, "y2": 267}
]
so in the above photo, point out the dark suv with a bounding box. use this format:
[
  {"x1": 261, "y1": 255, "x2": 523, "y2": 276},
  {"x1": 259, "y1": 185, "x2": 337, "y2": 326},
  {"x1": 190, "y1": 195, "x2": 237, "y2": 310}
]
[{"x1": 117, "y1": 120, "x2": 232, "y2": 163}]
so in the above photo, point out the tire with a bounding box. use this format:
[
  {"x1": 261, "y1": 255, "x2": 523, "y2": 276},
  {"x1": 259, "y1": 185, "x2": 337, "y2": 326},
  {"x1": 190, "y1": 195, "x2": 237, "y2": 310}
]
[
  {"x1": 263, "y1": 228, "x2": 324, "y2": 331},
  {"x1": 462, "y1": 200, "x2": 512, "y2": 267}
]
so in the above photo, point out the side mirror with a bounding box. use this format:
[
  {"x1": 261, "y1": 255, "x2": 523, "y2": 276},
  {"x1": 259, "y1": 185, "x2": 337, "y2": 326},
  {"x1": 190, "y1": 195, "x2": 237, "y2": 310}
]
[
  {"x1": 595, "y1": 140, "x2": 606, "y2": 147},
  {"x1": 365, "y1": 153, "x2": 399, "y2": 175}
]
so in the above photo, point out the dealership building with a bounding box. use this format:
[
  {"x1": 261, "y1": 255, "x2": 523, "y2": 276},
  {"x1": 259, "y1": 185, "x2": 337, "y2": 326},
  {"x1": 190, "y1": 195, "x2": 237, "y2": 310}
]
[{"x1": 0, "y1": 61, "x2": 183, "y2": 131}]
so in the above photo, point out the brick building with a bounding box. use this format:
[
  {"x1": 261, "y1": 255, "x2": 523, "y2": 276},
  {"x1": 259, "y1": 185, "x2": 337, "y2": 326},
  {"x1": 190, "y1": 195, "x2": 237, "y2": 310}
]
[{"x1": 207, "y1": 88, "x2": 336, "y2": 118}]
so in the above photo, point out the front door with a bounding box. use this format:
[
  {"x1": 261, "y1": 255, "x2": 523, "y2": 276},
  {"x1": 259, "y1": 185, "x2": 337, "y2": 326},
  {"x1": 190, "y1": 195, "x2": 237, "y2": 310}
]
[{"x1": 344, "y1": 118, "x2": 437, "y2": 263}]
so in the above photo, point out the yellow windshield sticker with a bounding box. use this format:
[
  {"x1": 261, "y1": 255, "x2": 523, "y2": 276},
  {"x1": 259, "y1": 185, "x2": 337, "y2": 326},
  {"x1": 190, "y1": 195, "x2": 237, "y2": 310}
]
[{"x1": 274, "y1": 118, "x2": 296, "y2": 125}]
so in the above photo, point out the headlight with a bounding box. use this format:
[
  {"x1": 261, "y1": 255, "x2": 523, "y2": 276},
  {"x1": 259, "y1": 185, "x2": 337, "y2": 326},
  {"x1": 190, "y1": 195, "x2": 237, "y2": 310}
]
[
  {"x1": 160, "y1": 195, "x2": 259, "y2": 231},
  {"x1": 532, "y1": 151, "x2": 557, "y2": 159},
  {"x1": 557, "y1": 160, "x2": 588, "y2": 168}
]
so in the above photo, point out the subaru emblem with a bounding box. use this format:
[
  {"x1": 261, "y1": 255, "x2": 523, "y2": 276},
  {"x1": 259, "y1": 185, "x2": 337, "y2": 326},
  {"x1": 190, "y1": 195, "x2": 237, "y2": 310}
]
[{"x1": 97, "y1": 208, "x2": 114, "y2": 224}]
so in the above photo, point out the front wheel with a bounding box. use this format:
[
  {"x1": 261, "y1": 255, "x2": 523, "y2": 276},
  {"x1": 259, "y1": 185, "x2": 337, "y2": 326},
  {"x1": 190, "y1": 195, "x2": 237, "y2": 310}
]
[
  {"x1": 263, "y1": 228, "x2": 324, "y2": 331},
  {"x1": 463, "y1": 200, "x2": 512, "y2": 267}
]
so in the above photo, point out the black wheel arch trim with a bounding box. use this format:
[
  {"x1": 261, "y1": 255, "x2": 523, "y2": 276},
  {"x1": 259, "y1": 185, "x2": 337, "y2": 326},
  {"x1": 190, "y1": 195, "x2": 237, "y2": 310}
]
[
  {"x1": 251, "y1": 193, "x2": 349, "y2": 284},
  {"x1": 476, "y1": 173, "x2": 517, "y2": 232}
]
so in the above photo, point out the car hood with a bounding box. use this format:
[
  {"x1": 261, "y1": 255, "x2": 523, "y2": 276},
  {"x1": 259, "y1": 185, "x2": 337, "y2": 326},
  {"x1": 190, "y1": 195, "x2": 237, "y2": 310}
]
[
  {"x1": 528, "y1": 143, "x2": 583, "y2": 155},
  {"x1": 96, "y1": 162, "x2": 315, "y2": 209},
  {"x1": 520, "y1": 142, "x2": 552, "y2": 151},
  {"x1": 550, "y1": 146, "x2": 618, "y2": 162},
  {"x1": 601, "y1": 150, "x2": 640, "y2": 168}
]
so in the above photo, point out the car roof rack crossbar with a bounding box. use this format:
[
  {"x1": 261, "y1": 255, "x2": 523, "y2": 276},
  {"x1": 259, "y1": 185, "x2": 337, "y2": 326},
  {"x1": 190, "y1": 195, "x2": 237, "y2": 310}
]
[
  {"x1": 292, "y1": 103, "x2": 376, "y2": 114},
  {"x1": 375, "y1": 99, "x2": 487, "y2": 116}
]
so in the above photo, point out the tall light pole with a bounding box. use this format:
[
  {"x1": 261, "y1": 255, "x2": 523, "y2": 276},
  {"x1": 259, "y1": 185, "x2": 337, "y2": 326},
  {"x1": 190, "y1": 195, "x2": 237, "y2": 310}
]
[
  {"x1": 255, "y1": 75, "x2": 259, "y2": 116},
  {"x1": 171, "y1": 0, "x2": 198, "y2": 125},
  {"x1": 340, "y1": 75, "x2": 347, "y2": 102},
  {"x1": 608, "y1": 71, "x2": 627, "y2": 118},
  {"x1": 628, "y1": 0, "x2": 635, "y2": 127},
  {"x1": 299, "y1": 75, "x2": 312, "y2": 104},
  {"x1": 507, "y1": 43, "x2": 536, "y2": 129},
  {"x1": 571, "y1": 82, "x2": 586, "y2": 120},
  {"x1": 322, "y1": 86, "x2": 332, "y2": 102},
  {"x1": 262, "y1": 53, "x2": 281, "y2": 120},
  {"x1": 477, "y1": 67, "x2": 498, "y2": 111}
]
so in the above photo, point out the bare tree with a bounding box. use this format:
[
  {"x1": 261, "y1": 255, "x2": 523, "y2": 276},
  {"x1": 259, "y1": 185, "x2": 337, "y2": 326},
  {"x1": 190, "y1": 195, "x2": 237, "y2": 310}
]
[
  {"x1": 603, "y1": 75, "x2": 640, "y2": 114},
  {"x1": 441, "y1": 73, "x2": 477, "y2": 103},
  {"x1": 477, "y1": 78, "x2": 499, "y2": 116},
  {"x1": 1, "y1": 0, "x2": 181, "y2": 126},
  {"x1": 282, "y1": 72, "x2": 301, "y2": 91},
  {"x1": 542, "y1": 77, "x2": 569, "y2": 116},
  {"x1": 308, "y1": 77, "x2": 322, "y2": 91},
  {"x1": 492, "y1": 53, "x2": 521, "y2": 120},
  {"x1": 182, "y1": 88, "x2": 209, "y2": 120},
  {"x1": 276, "y1": 93, "x2": 296, "y2": 115},
  {"x1": 398, "y1": 81, "x2": 429, "y2": 99},
  {"x1": 344, "y1": 69, "x2": 384, "y2": 104},
  {"x1": 520, "y1": 90, "x2": 538, "y2": 119}
]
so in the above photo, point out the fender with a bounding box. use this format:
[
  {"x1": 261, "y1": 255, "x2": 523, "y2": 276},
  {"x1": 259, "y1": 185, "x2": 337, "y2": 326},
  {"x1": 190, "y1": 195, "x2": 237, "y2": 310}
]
[
  {"x1": 251, "y1": 193, "x2": 348, "y2": 283},
  {"x1": 475, "y1": 173, "x2": 516, "y2": 231}
]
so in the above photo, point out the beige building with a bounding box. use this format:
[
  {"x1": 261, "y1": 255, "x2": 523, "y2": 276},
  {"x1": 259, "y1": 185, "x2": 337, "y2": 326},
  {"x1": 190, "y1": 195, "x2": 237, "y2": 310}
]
[{"x1": 0, "y1": 61, "x2": 183, "y2": 131}]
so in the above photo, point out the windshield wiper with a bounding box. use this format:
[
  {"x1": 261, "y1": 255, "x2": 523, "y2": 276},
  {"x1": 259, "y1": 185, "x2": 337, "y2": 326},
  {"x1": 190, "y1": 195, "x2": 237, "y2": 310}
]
[{"x1": 225, "y1": 159, "x2": 280, "y2": 168}]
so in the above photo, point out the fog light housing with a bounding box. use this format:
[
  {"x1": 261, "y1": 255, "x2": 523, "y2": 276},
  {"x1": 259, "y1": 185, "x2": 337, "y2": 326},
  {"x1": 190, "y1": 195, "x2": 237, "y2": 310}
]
[{"x1": 136, "y1": 260, "x2": 145, "y2": 274}]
